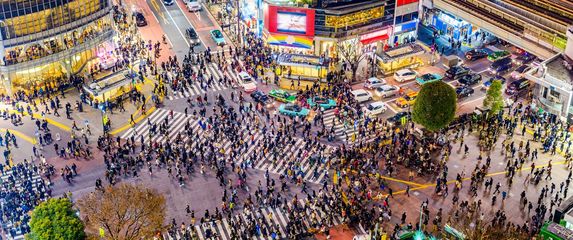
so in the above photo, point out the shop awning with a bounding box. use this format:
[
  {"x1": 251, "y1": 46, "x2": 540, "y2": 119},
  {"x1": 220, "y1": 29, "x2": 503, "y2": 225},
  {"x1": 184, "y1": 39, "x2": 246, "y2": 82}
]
[{"x1": 360, "y1": 34, "x2": 389, "y2": 45}]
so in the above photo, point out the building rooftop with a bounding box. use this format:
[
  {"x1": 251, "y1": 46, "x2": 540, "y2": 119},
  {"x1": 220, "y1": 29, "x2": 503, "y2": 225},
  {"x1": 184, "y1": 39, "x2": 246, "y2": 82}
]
[{"x1": 545, "y1": 53, "x2": 573, "y2": 85}]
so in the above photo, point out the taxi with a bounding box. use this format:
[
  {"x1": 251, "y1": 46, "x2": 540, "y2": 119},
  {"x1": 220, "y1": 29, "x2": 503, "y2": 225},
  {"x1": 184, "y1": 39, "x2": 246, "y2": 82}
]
[
  {"x1": 269, "y1": 89, "x2": 297, "y2": 103},
  {"x1": 395, "y1": 91, "x2": 418, "y2": 108}
]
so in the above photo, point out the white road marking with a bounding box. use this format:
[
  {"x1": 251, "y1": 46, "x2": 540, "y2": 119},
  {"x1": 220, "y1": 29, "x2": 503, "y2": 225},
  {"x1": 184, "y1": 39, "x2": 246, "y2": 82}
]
[
  {"x1": 175, "y1": 2, "x2": 208, "y2": 48},
  {"x1": 159, "y1": 0, "x2": 191, "y2": 47}
]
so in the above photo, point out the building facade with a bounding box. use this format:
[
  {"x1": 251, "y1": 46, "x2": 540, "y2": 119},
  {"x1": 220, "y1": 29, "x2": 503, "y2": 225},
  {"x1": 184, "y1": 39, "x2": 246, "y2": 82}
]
[
  {"x1": 525, "y1": 26, "x2": 573, "y2": 122},
  {"x1": 260, "y1": 0, "x2": 422, "y2": 57},
  {"x1": 0, "y1": 0, "x2": 115, "y2": 95}
]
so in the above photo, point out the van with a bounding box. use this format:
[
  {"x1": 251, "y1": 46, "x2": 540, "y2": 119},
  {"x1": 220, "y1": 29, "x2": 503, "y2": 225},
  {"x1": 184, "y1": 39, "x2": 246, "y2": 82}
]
[
  {"x1": 489, "y1": 57, "x2": 512, "y2": 75},
  {"x1": 505, "y1": 79, "x2": 530, "y2": 95}
]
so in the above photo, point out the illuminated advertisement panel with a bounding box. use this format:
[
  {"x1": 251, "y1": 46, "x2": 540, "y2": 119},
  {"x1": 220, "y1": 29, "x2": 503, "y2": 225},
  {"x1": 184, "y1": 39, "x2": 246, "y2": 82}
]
[{"x1": 266, "y1": 5, "x2": 315, "y2": 37}]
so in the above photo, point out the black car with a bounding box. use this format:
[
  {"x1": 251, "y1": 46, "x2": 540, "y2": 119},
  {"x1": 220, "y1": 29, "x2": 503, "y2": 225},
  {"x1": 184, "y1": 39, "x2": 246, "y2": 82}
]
[
  {"x1": 445, "y1": 66, "x2": 470, "y2": 80},
  {"x1": 458, "y1": 73, "x2": 482, "y2": 86},
  {"x1": 456, "y1": 86, "x2": 474, "y2": 98},
  {"x1": 186, "y1": 28, "x2": 198, "y2": 39},
  {"x1": 387, "y1": 112, "x2": 411, "y2": 126},
  {"x1": 135, "y1": 12, "x2": 147, "y2": 27},
  {"x1": 250, "y1": 90, "x2": 271, "y2": 105},
  {"x1": 513, "y1": 54, "x2": 535, "y2": 66},
  {"x1": 465, "y1": 49, "x2": 488, "y2": 61}
]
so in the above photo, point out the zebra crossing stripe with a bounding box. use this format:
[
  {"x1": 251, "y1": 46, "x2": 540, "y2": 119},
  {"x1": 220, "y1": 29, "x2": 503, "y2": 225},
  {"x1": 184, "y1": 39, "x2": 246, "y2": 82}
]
[
  {"x1": 194, "y1": 225, "x2": 205, "y2": 240},
  {"x1": 120, "y1": 109, "x2": 166, "y2": 139}
]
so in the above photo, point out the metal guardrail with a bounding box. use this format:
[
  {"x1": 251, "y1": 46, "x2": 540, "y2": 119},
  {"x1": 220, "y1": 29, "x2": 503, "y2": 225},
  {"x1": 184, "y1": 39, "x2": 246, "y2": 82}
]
[{"x1": 0, "y1": 29, "x2": 115, "y2": 72}]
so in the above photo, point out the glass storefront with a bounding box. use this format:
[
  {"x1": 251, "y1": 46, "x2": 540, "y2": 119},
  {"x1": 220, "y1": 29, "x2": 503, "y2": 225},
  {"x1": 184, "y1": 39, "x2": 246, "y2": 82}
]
[
  {"x1": 431, "y1": 12, "x2": 472, "y2": 41},
  {"x1": 0, "y1": 0, "x2": 110, "y2": 40},
  {"x1": 7, "y1": 48, "x2": 96, "y2": 91},
  {"x1": 3, "y1": 17, "x2": 112, "y2": 66}
]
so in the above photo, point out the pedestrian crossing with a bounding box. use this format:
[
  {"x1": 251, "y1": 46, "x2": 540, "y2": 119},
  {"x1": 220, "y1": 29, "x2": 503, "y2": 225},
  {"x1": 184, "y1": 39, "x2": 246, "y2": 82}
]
[
  {"x1": 252, "y1": 137, "x2": 333, "y2": 184},
  {"x1": 120, "y1": 108, "x2": 201, "y2": 144},
  {"x1": 322, "y1": 108, "x2": 358, "y2": 142},
  {"x1": 167, "y1": 63, "x2": 241, "y2": 101},
  {"x1": 119, "y1": 109, "x2": 332, "y2": 184},
  {"x1": 322, "y1": 108, "x2": 388, "y2": 144},
  {"x1": 163, "y1": 198, "x2": 362, "y2": 240}
]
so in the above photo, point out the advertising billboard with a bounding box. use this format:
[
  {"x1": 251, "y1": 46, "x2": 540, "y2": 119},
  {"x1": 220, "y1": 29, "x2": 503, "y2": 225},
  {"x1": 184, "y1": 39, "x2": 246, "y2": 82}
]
[{"x1": 266, "y1": 5, "x2": 315, "y2": 37}]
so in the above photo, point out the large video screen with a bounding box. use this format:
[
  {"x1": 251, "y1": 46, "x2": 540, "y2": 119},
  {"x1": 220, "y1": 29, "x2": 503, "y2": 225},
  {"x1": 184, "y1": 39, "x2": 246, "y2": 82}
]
[
  {"x1": 276, "y1": 11, "x2": 307, "y2": 34},
  {"x1": 265, "y1": 5, "x2": 315, "y2": 37}
]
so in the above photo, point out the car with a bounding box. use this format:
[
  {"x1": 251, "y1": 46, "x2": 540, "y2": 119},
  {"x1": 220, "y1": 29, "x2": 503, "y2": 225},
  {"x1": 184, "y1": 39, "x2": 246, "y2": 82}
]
[
  {"x1": 458, "y1": 73, "x2": 482, "y2": 86},
  {"x1": 482, "y1": 76, "x2": 506, "y2": 89},
  {"x1": 487, "y1": 50, "x2": 510, "y2": 62},
  {"x1": 513, "y1": 54, "x2": 535, "y2": 66},
  {"x1": 238, "y1": 71, "x2": 256, "y2": 92},
  {"x1": 374, "y1": 85, "x2": 400, "y2": 98},
  {"x1": 395, "y1": 91, "x2": 418, "y2": 108},
  {"x1": 134, "y1": 12, "x2": 147, "y2": 27},
  {"x1": 387, "y1": 111, "x2": 411, "y2": 126},
  {"x1": 505, "y1": 78, "x2": 530, "y2": 95},
  {"x1": 307, "y1": 96, "x2": 336, "y2": 110},
  {"x1": 456, "y1": 85, "x2": 475, "y2": 98},
  {"x1": 489, "y1": 57, "x2": 512, "y2": 75},
  {"x1": 363, "y1": 77, "x2": 386, "y2": 89},
  {"x1": 444, "y1": 66, "x2": 470, "y2": 80},
  {"x1": 210, "y1": 29, "x2": 225, "y2": 46},
  {"x1": 250, "y1": 90, "x2": 271, "y2": 106},
  {"x1": 510, "y1": 65, "x2": 531, "y2": 80},
  {"x1": 465, "y1": 49, "x2": 488, "y2": 61},
  {"x1": 186, "y1": 28, "x2": 200, "y2": 45},
  {"x1": 363, "y1": 101, "x2": 387, "y2": 116},
  {"x1": 186, "y1": 0, "x2": 202, "y2": 11},
  {"x1": 351, "y1": 89, "x2": 373, "y2": 103},
  {"x1": 394, "y1": 69, "x2": 417, "y2": 82},
  {"x1": 416, "y1": 73, "x2": 443, "y2": 85},
  {"x1": 269, "y1": 89, "x2": 296, "y2": 103},
  {"x1": 278, "y1": 104, "x2": 310, "y2": 117},
  {"x1": 163, "y1": 0, "x2": 175, "y2": 5}
]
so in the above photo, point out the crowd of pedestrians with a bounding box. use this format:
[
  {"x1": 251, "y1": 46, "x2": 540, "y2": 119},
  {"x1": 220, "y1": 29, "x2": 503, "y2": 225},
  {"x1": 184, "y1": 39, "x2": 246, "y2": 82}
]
[{"x1": 0, "y1": 162, "x2": 51, "y2": 239}]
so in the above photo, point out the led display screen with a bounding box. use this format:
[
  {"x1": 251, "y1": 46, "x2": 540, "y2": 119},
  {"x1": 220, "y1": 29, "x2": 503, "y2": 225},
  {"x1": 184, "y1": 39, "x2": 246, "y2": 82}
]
[{"x1": 276, "y1": 11, "x2": 307, "y2": 34}]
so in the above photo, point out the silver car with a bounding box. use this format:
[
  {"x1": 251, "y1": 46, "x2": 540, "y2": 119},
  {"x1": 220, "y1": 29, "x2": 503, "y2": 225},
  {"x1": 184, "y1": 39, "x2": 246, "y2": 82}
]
[{"x1": 374, "y1": 85, "x2": 400, "y2": 98}]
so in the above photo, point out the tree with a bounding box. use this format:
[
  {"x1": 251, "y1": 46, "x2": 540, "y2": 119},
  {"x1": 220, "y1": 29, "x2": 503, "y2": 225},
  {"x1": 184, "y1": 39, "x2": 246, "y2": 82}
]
[
  {"x1": 412, "y1": 81, "x2": 457, "y2": 131},
  {"x1": 77, "y1": 184, "x2": 166, "y2": 240},
  {"x1": 483, "y1": 80, "x2": 504, "y2": 115},
  {"x1": 336, "y1": 38, "x2": 368, "y2": 82},
  {"x1": 27, "y1": 198, "x2": 86, "y2": 240}
]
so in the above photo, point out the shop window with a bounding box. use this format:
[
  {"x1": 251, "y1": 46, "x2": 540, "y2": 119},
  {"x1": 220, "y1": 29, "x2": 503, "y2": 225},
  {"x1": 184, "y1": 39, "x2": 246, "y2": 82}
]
[{"x1": 396, "y1": 16, "x2": 402, "y2": 24}]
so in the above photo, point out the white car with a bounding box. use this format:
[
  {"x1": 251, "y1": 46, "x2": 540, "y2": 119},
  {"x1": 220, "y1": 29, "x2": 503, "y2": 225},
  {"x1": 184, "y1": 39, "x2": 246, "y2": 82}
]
[
  {"x1": 363, "y1": 77, "x2": 386, "y2": 89},
  {"x1": 238, "y1": 71, "x2": 257, "y2": 92},
  {"x1": 364, "y1": 101, "x2": 387, "y2": 116},
  {"x1": 186, "y1": 0, "x2": 202, "y2": 11},
  {"x1": 374, "y1": 85, "x2": 400, "y2": 98},
  {"x1": 394, "y1": 69, "x2": 417, "y2": 82},
  {"x1": 351, "y1": 89, "x2": 372, "y2": 103}
]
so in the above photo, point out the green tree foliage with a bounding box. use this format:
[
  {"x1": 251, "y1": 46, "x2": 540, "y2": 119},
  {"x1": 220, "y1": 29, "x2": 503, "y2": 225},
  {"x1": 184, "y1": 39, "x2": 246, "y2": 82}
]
[
  {"x1": 483, "y1": 80, "x2": 504, "y2": 114},
  {"x1": 412, "y1": 81, "x2": 457, "y2": 131},
  {"x1": 27, "y1": 198, "x2": 86, "y2": 240}
]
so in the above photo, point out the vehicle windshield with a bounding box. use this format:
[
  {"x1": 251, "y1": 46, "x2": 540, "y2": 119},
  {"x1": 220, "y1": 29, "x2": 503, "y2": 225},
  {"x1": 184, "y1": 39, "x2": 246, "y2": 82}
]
[
  {"x1": 290, "y1": 105, "x2": 301, "y2": 111},
  {"x1": 366, "y1": 104, "x2": 375, "y2": 110},
  {"x1": 213, "y1": 30, "x2": 222, "y2": 38},
  {"x1": 423, "y1": 74, "x2": 434, "y2": 80},
  {"x1": 315, "y1": 97, "x2": 327, "y2": 103},
  {"x1": 404, "y1": 95, "x2": 415, "y2": 101}
]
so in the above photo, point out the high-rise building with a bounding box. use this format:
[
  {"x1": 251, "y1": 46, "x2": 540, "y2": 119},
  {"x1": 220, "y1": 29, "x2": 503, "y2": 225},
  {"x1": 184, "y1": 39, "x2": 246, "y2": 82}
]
[{"x1": 0, "y1": 0, "x2": 116, "y2": 95}]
